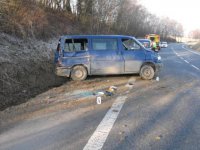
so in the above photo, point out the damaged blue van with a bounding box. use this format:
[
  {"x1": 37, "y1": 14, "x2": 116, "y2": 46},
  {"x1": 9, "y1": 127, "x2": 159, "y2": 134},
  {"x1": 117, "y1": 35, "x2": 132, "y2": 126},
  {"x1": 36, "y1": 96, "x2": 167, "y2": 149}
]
[{"x1": 54, "y1": 35, "x2": 162, "y2": 81}]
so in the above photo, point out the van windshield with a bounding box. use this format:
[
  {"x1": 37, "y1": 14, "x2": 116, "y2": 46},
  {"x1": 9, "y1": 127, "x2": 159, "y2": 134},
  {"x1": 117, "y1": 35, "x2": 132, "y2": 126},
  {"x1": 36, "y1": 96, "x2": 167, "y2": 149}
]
[
  {"x1": 142, "y1": 41, "x2": 151, "y2": 48},
  {"x1": 122, "y1": 39, "x2": 140, "y2": 50}
]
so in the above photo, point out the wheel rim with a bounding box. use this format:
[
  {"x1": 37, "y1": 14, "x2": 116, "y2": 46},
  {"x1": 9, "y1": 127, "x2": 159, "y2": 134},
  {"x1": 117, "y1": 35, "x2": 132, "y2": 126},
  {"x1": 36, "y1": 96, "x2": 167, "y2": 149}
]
[
  {"x1": 75, "y1": 70, "x2": 83, "y2": 78},
  {"x1": 144, "y1": 67, "x2": 152, "y2": 77}
]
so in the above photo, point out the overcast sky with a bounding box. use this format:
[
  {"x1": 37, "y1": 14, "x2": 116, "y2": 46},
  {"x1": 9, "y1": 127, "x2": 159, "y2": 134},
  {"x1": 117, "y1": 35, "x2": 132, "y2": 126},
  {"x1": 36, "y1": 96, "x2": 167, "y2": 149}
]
[{"x1": 139, "y1": 0, "x2": 200, "y2": 34}]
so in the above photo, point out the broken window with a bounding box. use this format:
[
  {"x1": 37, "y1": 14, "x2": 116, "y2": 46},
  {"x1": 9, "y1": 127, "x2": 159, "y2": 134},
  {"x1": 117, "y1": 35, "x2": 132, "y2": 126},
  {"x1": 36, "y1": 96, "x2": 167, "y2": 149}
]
[{"x1": 64, "y1": 39, "x2": 88, "y2": 52}]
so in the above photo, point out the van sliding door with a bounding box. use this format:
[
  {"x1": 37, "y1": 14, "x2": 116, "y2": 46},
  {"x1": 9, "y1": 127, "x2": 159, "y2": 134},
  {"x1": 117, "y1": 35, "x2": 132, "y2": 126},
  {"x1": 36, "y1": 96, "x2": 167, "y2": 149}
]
[{"x1": 90, "y1": 38, "x2": 123, "y2": 75}]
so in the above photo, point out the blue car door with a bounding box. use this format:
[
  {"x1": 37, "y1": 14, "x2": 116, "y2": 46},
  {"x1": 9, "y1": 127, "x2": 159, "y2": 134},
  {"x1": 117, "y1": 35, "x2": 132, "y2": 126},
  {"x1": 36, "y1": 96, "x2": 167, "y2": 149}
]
[
  {"x1": 89, "y1": 38, "x2": 124, "y2": 75},
  {"x1": 121, "y1": 38, "x2": 146, "y2": 73}
]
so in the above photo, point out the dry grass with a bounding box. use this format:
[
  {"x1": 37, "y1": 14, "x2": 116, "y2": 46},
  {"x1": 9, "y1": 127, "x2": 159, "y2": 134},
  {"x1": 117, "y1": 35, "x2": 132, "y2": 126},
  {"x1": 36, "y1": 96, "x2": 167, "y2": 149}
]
[{"x1": 0, "y1": 33, "x2": 67, "y2": 110}]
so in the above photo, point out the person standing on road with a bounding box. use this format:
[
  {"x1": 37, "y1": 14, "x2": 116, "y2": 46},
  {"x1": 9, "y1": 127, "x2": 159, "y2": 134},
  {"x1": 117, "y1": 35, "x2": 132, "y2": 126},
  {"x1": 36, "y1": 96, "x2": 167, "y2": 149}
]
[{"x1": 151, "y1": 40, "x2": 157, "y2": 51}]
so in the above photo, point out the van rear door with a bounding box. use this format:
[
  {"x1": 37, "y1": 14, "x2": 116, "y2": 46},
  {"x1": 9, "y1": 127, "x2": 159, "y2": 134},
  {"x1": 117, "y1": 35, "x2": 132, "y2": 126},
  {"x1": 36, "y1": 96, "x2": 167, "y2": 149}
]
[{"x1": 61, "y1": 38, "x2": 90, "y2": 67}]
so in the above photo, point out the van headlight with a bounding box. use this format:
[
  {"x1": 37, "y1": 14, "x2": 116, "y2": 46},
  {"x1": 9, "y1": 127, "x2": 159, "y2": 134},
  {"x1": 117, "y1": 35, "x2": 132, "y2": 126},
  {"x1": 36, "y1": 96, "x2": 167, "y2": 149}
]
[{"x1": 157, "y1": 55, "x2": 161, "y2": 61}]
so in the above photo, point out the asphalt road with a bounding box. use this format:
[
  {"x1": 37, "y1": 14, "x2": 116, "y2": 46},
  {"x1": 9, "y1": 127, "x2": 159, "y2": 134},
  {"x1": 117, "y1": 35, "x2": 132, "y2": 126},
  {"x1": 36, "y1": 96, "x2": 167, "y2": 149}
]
[{"x1": 1, "y1": 43, "x2": 200, "y2": 150}]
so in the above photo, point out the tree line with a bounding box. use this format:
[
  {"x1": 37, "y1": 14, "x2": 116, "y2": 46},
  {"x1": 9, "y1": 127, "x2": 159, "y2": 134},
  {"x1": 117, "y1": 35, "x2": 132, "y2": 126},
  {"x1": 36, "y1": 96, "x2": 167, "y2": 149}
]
[{"x1": 0, "y1": 0, "x2": 184, "y2": 40}]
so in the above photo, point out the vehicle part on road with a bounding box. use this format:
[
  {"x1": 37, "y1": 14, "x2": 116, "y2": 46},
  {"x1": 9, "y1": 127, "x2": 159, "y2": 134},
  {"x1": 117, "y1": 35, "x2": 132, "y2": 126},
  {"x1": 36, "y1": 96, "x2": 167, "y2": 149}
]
[
  {"x1": 140, "y1": 65, "x2": 155, "y2": 80},
  {"x1": 156, "y1": 76, "x2": 160, "y2": 81},
  {"x1": 128, "y1": 82, "x2": 134, "y2": 85},
  {"x1": 110, "y1": 86, "x2": 117, "y2": 90},
  {"x1": 97, "y1": 92, "x2": 105, "y2": 96},
  {"x1": 155, "y1": 135, "x2": 163, "y2": 140},
  {"x1": 71, "y1": 65, "x2": 87, "y2": 81},
  {"x1": 105, "y1": 91, "x2": 114, "y2": 96},
  {"x1": 125, "y1": 82, "x2": 134, "y2": 89},
  {"x1": 105, "y1": 86, "x2": 118, "y2": 96},
  {"x1": 108, "y1": 86, "x2": 117, "y2": 92}
]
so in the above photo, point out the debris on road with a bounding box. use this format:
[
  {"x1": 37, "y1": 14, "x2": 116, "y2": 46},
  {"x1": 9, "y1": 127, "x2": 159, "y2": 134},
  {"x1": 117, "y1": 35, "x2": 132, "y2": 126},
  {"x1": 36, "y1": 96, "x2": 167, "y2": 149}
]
[
  {"x1": 125, "y1": 82, "x2": 135, "y2": 89},
  {"x1": 125, "y1": 77, "x2": 136, "y2": 89},
  {"x1": 105, "y1": 91, "x2": 114, "y2": 96},
  {"x1": 97, "y1": 92, "x2": 105, "y2": 96},
  {"x1": 105, "y1": 86, "x2": 118, "y2": 96},
  {"x1": 95, "y1": 86, "x2": 118, "y2": 104},
  {"x1": 110, "y1": 86, "x2": 118, "y2": 90},
  {"x1": 156, "y1": 76, "x2": 160, "y2": 81},
  {"x1": 155, "y1": 135, "x2": 163, "y2": 140}
]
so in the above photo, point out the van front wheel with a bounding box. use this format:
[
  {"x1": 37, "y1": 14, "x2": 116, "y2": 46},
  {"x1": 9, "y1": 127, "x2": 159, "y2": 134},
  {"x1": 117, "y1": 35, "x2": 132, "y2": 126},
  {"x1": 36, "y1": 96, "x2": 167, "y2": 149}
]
[
  {"x1": 140, "y1": 65, "x2": 155, "y2": 80},
  {"x1": 71, "y1": 66, "x2": 87, "y2": 81}
]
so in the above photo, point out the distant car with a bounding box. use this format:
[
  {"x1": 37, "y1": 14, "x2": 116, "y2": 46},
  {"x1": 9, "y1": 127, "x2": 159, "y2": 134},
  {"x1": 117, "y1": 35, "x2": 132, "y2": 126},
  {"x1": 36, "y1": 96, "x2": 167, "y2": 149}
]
[
  {"x1": 160, "y1": 42, "x2": 168, "y2": 48},
  {"x1": 137, "y1": 39, "x2": 151, "y2": 49}
]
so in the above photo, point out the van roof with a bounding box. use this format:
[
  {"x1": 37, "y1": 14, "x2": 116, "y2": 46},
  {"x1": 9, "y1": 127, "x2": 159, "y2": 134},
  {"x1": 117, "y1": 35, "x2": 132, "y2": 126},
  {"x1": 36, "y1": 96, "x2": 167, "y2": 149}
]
[{"x1": 61, "y1": 35, "x2": 136, "y2": 39}]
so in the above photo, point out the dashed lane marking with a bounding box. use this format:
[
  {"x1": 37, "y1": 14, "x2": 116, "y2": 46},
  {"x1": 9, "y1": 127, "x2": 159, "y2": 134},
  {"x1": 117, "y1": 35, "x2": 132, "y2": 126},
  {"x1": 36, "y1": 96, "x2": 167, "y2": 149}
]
[
  {"x1": 83, "y1": 96, "x2": 127, "y2": 150},
  {"x1": 184, "y1": 60, "x2": 189, "y2": 64},
  {"x1": 182, "y1": 45, "x2": 200, "y2": 56},
  {"x1": 180, "y1": 57, "x2": 184, "y2": 60},
  {"x1": 191, "y1": 65, "x2": 200, "y2": 71},
  {"x1": 172, "y1": 47, "x2": 200, "y2": 71}
]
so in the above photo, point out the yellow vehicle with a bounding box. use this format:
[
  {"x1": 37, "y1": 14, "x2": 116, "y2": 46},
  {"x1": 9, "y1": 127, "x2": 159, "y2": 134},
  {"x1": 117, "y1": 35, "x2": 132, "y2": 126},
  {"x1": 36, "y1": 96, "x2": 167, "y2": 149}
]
[{"x1": 145, "y1": 34, "x2": 161, "y2": 51}]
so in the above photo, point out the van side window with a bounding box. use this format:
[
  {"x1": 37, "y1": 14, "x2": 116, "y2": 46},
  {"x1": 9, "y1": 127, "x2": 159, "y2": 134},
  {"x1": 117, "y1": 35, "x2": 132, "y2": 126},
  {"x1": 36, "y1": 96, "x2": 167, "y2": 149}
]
[
  {"x1": 92, "y1": 39, "x2": 118, "y2": 50},
  {"x1": 122, "y1": 39, "x2": 140, "y2": 50},
  {"x1": 64, "y1": 39, "x2": 88, "y2": 52}
]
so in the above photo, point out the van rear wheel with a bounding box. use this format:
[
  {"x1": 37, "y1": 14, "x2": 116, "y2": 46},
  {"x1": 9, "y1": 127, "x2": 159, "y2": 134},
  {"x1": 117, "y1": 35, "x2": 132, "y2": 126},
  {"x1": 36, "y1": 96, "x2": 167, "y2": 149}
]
[
  {"x1": 71, "y1": 66, "x2": 87, "y2": 81},
  {"x1": 140, "y1": 65, "x2": 155, "y2": 80}
]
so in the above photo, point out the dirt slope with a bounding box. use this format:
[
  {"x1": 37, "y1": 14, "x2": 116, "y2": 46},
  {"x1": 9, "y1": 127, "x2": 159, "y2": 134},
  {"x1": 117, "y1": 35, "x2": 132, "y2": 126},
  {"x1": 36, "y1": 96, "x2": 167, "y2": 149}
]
[{"x1": 0, "y1": 33, "x2": 66, "y2": 110}]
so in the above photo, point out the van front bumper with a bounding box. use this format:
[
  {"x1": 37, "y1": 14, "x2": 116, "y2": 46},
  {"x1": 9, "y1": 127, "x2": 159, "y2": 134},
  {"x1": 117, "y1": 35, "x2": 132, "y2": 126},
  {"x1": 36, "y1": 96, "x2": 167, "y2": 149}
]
[{"x1": 56, "y1": 67, "x2": 71, "y2": 77}]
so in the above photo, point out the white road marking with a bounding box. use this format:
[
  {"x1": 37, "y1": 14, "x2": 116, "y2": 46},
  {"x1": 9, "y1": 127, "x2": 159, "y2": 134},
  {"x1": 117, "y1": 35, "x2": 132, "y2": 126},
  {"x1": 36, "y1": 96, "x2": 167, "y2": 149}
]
[
  {"x1": 191, "y1": 65, "x2": 200, "y2": 71},
  {"x1": 83, "y1": 96, "x2": 127, "y2": 150},
  {"x1": 173, "y1": 46, "x2": 200, "y2": 71},
  {"x1": 182, "y1": 45, "x2": 200, "y2": 56},
  {"x1": 184, "y1": 60, "x2": 189, "y2": 64}
]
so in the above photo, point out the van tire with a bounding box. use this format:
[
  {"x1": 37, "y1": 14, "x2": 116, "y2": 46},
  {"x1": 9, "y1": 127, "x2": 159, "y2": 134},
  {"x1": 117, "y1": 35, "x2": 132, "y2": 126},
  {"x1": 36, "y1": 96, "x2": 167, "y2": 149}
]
[
  {"x1": 71, "y1": 66, "x2": 87, "y2": 81},
  {"x1": 140, "y1": 65, "x2": 155, "y2": 80}
]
